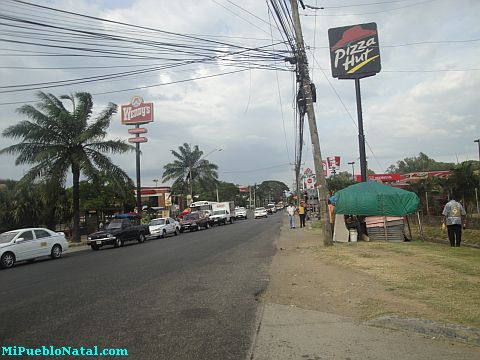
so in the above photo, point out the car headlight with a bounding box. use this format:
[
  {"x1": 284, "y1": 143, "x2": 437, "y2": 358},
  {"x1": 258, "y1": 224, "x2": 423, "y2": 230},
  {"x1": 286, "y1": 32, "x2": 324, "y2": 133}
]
[
  {"x1": 87, "y1": 236, "x2": 92, "y2": 240},
  {"x1": 107, "y1": 233, "x2": 114, "y2": 238}
]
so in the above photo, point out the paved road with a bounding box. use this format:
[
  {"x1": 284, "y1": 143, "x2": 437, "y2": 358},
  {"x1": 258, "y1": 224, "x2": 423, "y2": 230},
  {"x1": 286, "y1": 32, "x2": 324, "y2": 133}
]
[{"x1": 0, "y1": 213, "x2": 282, "y2": 359}]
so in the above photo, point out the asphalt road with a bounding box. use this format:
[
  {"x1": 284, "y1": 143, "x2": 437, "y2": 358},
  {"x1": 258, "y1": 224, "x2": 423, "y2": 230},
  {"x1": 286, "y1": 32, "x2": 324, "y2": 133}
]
[{"x1": 0, "y1": 212, "x2": 283, "y2": 359}]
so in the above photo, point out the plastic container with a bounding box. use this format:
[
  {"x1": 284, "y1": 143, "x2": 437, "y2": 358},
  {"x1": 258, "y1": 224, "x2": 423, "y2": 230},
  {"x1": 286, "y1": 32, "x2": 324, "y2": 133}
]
[{"x1": 349, "y1": 229, "x2": 358, "y2": 242}]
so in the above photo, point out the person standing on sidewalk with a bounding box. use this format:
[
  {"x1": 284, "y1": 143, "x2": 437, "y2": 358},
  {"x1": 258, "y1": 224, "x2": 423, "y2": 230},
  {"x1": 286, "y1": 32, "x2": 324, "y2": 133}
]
[
  {"x1": 298, "y1": 201, "x2": 306, "y2": 228},
  {"x1": 442, "y1": 196, "x2": 466, "y2": 247},
  {"x1": 287, "y1": 203, "x2": 296, "y2": 229}
]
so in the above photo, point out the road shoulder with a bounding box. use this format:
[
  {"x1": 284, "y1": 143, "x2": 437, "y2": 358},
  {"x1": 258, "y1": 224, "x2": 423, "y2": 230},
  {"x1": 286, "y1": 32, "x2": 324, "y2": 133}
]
[{"x1": 250, "y1": 217, "x2": 480, "y2": 359}]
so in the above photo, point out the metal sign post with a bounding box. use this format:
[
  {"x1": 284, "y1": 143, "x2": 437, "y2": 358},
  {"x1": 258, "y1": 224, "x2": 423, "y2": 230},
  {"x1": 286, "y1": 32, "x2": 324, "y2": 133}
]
[{"x1": 121, "y1": 96, "x2": 154, "y2": 212}]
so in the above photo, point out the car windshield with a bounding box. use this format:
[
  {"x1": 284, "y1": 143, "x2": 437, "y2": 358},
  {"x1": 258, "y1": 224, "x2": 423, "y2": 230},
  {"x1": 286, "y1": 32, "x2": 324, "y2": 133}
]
[
  {"x1": 237, "y1": 208, "x2": 245, "y2": 211},
  {"x1": 106, "y1": 221, "x2": 123, "y2": 229},
  {"x1": 256, "y1": 207, "x2": 266, "y2": 211},
  {"x1": 213, "y1": 210, "x2": 226, "y2": 215},
  {"x1": 0, "y1": 231, "x2": 19, "y2": 244},
  {"x1": 184, "y1": 214, "x2": 198, "y2": 220},
  {"x1": 150, "y1": 219, "x2": 165, "y2": 226}
]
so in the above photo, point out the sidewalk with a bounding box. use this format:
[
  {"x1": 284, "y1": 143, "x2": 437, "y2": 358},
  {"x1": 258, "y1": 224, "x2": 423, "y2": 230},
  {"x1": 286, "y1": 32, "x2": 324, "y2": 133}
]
[
  {"x1": 249, "y1": 217, "x2": 480, "y2": 359},
  {"x1": 66, "y1": 235, "x2": 90, "y2": 253}
]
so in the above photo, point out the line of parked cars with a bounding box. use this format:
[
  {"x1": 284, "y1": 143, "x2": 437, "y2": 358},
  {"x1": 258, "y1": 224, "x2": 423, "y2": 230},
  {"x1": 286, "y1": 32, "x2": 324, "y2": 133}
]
[{"x1": 0, "y1": 204, "x2": 280, "y2": 269}]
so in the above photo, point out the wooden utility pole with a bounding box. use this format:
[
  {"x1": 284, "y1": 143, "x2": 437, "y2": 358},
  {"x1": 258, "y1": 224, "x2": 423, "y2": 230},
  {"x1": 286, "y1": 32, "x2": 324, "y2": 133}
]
[{"x1": 291, "y1": 0, "x2": 332, "y2": 245}]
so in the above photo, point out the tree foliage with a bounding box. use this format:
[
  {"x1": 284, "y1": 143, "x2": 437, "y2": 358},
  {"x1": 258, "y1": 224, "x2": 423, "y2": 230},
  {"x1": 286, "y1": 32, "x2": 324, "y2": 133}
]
[
  {"x1": 0, "y1": 92, "x2": 133, "y2": 241},
  {"x1": 326, "y1": 171, "x2": 356, "y2": 194},
  {"x1": 255, "y1": 180, "x2": 289, "y2": 205},
  {"x1": 386, "y1": 152, "x2": 454, "y2": 174},
  {"x1": 162, "y1": 143, "x2": 219, "y2": 200}
]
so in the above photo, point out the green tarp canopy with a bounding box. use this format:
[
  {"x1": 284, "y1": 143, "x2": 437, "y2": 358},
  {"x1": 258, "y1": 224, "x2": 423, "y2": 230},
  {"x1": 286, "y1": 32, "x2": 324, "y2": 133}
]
[{"x1": 334, "y1": 181, "x2": 420, "y2": 216}]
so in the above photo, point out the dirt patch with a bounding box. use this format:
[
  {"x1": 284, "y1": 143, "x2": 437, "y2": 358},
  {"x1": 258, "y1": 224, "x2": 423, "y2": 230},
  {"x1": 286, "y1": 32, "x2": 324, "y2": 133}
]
[{"x1": 265, "y1": 219, "x2": 480, "y2": 328}]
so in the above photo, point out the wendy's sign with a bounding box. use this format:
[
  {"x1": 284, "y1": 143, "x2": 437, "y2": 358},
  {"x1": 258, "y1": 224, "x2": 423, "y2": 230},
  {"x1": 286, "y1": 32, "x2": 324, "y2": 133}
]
[
  {"x1": 121, "y1": 96, "x2": 154, "y2": 125},
  {"x1": 328, "y1": 23, "x2": 381, "y2": 79}
]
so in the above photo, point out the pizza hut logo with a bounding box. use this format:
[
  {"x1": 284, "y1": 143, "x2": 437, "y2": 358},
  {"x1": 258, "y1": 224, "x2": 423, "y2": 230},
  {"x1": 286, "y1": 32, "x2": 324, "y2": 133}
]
[{"x1": 328, "y1": 22, "x2": 381, "y2": 78}]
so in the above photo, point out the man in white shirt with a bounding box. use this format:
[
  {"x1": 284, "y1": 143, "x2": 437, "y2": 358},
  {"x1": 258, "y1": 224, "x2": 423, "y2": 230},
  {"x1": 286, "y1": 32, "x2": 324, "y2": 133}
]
[{"x1": 286, "y1": 203, "x2": 296, "y2": 229}]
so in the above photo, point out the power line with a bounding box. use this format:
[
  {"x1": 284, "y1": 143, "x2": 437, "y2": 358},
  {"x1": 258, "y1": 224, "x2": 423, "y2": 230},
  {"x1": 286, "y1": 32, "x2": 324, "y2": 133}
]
[
  {"x1": 222, "y1": 163, "x2": 291, "y2": 174},
  {"x1": 0, "y1": 69, "x2": 250, "y2": 106},
  {"x1": 304, "y1": 0, "x2": 419, "y2": 10},
  {"x1": 301, "y1": 0, "x2": 437, "y2": 16}
]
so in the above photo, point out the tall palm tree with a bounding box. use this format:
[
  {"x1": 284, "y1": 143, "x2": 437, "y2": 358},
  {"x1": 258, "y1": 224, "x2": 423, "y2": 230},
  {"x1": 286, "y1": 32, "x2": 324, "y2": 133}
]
[
  {"x1": 162, "y1": 143, "x2": 219, "y2": 203},
  {"x1": 0, "y1": 91, "x2": 134, "y2": 242}
]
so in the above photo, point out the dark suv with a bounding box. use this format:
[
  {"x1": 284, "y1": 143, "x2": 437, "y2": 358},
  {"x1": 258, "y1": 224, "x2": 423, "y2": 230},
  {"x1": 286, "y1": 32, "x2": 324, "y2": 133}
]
[{"x1": 179, "y1": 211, "x2": 210, "y2": 232}]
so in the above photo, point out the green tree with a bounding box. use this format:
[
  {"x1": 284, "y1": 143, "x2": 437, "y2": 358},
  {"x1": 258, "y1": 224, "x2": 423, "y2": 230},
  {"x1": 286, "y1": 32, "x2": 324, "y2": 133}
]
[
  {"x1": 77, "y1": 173, "x2": 135, "y2": 212},
  {"x1": 386, "y1": 152, "x2": 454, "y2": 174},
  {"x1": 446, "y1": 162, "x2": 479, "y2": 208},
  {"x1": 256, "y1": 180, "x2": 289, "y2": 205},
  {"x1": 162, "y1": 143, "x2": 219, "y2": 202},
  {"x1": 326, "y1": 171, "x2": 356, "y2": 194},
  {"x1": 0, "y1": 92, "x2": 133, "y2": 242}
]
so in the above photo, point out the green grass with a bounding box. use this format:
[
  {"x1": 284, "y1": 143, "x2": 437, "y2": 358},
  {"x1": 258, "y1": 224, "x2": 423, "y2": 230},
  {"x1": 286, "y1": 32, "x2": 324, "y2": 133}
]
[
  {"x1": 412, "y1": 223, "x2": 480, "y2": 246},
  {"x1": 316, "y1": 240, "x2": 480, "y2": 327}
]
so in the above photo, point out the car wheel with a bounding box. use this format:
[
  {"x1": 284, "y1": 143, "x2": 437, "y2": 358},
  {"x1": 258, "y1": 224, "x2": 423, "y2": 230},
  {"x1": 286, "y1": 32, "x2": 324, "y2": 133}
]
[
  {"x1": 174, "y1": 229, "x2": 179, "y2": 236},
  {"x1": 1, "y1": 252, "x2": 15, "y2": 269},
  {"x1": 180, "y1": 228, "x2": 184, "y2": 233},
  {"x1": 91, "y1": 244, "x2": 100, "y2": 251},
  {"x1": 205, "y1": 222, "x2": 210, "y2": 229},
  {"x1": 50, "y1": 244, "x2": 62, "y2": 259},
  {"x1": 138, "y1": 232, "x2": 146, "y2": 243},
  {"x1": 114, "y1": 238, "x2": 123, "y2": 248},
  {"x1": 161, "y1": 229, "x2": 167, "y2": 238}
]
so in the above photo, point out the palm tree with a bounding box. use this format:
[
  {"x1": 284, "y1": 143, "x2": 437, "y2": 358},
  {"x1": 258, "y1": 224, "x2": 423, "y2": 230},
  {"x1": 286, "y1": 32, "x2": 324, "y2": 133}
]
[
  {"x1": 162, "y1": 143, "x2": 219, "y2": 203},
  {"x1": 0, "y1": 91, "x2": 134, "y2": 242}
]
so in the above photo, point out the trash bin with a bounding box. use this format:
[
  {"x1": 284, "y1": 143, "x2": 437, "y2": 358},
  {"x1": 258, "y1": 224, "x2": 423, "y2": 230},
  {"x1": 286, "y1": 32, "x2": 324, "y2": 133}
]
[{"x1": 349, "y1": 229, "x2": 358, "y2": 242}]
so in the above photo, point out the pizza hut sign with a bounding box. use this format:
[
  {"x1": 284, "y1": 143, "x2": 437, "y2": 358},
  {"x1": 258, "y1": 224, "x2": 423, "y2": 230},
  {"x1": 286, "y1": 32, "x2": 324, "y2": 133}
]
[
  {"x1": 121, "y1": 96, "x2": 154, "y2": 125},
  {"x1": 328, "y1": 22, "x2": 381, "y2": 79}
]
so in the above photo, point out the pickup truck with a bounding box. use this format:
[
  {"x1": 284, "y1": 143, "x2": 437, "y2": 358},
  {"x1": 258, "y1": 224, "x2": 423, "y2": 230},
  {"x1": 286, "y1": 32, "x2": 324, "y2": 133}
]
[
  {"x1": 209, "y1": 209, "x2": 232, "y2": 225},
  {"x1": 87, "y1": 218, "x2": 149, "y2": 250}
]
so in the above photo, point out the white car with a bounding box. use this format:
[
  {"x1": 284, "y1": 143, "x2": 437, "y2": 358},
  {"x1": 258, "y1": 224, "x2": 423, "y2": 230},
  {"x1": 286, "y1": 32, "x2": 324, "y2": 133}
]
[
  {"x1": 0, "y1": 228, "x2": 69, "y2": 269},
  {"x1": 235, "y1": 207, "x2": 247, "y2": 219},
  {"x1": 254, "y1": 207, "x2": 268, "y2": 219},
  {"x1": 148, "y1": 217, "x2": 179, "y2": 238}
]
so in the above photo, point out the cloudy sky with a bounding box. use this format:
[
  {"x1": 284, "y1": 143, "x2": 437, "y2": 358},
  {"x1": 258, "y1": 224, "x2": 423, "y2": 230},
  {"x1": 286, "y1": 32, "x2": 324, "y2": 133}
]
[{"x1": 0, "y1": 0, "x2": 479, "y2": 191}]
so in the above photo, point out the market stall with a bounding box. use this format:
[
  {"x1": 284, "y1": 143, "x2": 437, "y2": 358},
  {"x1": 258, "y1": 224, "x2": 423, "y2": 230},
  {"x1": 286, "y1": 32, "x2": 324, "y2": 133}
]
[{"x1": 334, "y1": 181, "x2": 420, "y2": 242}]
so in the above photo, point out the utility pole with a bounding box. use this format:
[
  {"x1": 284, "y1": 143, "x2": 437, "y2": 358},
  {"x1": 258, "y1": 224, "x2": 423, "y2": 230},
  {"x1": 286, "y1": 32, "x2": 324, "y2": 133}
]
[{"x1": 291, "y1": 0, "x2": 332, "y2": 245}]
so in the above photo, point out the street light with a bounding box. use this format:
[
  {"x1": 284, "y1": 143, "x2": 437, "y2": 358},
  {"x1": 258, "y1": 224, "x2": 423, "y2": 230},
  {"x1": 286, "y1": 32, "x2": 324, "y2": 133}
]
[
  {"x1": 348, "y1": 161, "x2": 355, "y2": 181},
  {"x1": 152, "y1": 179, "x2": 158, "y2": 188},
  {"x1": 189, "y1": 148, "x2": 222, "y2": 203}
]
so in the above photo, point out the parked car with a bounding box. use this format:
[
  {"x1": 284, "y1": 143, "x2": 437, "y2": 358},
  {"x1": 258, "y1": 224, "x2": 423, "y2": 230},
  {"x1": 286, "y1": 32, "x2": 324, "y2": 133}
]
[
  {"x1": 265, "y1": 204, "x2": 277, "y2": 214},
  {"x1": 179, "y1": 211, "x2": 210, "y2": 232},
  {"x1": 235, "y1": 207, "x2": 248, "y2": 219},
  {"x1": 148, "y1": 217, "x2": 179, "y2": 238},
  {"x1": 254, "y1": 207, "x2": 268, "y2": 219},
  {"x1": 0, "y1": 228, "x2": 68, "y2": 269},
  {"x1": 87, "y1": 218, "x2": 149, "y2": 250}
]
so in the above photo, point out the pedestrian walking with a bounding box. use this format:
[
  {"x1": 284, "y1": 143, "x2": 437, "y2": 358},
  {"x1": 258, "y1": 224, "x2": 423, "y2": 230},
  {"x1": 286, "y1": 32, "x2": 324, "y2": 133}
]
[
  {"x1": 286, "y1": 203, "x2": 296, "y2": 229},
  {"x1": 442, "y1": 196, "x2": 466, "y2": 247},
  {"x1": 298, "y1": 201, "x2": 306, "y2": 228}
]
